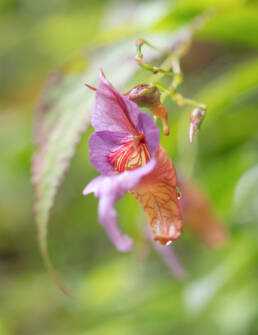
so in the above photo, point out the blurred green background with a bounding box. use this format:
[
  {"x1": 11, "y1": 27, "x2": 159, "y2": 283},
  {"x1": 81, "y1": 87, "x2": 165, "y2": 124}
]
[{"x1": 0, "y1": 0, "x2": 258, "y2": 334}]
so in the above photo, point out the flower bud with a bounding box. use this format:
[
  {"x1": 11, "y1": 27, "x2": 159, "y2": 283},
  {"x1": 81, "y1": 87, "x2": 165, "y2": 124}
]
[
  {"x1": 189, "y1": 108, "x2": 206, "y2": 143},
  {"x1": 124, "y1": 84, "x2": 170, "y2": 136}
]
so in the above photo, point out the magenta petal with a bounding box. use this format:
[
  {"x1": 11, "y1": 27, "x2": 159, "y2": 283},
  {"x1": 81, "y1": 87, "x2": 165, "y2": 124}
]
[{"x1": 83, "y1": 159, "x2": 156, "y2": 252}]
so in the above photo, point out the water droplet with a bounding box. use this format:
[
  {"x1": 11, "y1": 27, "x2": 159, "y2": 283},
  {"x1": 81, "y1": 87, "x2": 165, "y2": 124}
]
[
  {"x1": 176, "y1": 186, "x2": 182, "y2": 200},
  {"x1": 166, "y1": 241, "x2": 172, "y2": 246}
]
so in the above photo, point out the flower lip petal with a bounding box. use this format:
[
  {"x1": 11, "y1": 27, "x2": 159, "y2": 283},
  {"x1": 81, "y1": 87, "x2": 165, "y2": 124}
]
[{"x1": 83, "y1": 159, "x2": 156, "y2": 251}]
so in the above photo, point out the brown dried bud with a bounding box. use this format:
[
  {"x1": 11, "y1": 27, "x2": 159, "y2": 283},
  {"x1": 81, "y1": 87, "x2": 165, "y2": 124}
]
[{"x1": 124, "y1": 84, "x2": 170, "y2": 136}]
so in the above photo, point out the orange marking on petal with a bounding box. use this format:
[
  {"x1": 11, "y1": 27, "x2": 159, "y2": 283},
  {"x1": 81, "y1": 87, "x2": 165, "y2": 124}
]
[
  {"x1": 131, "y1": 146, "x2": 182, "y2": 244},
  {"x1": 109, "y1": 136, "x2": 151, "y2": 173}
]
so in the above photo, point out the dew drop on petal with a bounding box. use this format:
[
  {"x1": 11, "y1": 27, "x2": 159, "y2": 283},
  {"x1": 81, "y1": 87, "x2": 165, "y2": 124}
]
[{"x1": 176, "y1": 186, "x2": 182, "y2": 200}]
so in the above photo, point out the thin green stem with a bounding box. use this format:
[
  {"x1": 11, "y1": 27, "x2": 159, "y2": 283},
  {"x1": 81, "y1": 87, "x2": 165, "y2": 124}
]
[
  {"x1": 157, "y1": 83, "x2": 206, "y2": 109},
  {"x1": 135, "y1": 59, "x2": 176, "y2": 76},
  {"x1": 135, "y1": 11, "x2": 211, "y2": 113},
  {"x1": 135, "y1": 39, "x2": 176, "y2": 77},
  {"x1": 136, "y1": 38, "x2": 169, "y2": 58}
]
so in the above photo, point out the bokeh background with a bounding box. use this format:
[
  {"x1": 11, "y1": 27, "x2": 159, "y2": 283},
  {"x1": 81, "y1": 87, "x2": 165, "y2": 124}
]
[{"x1": 0, "y1": 0, "x2": 258, "y2": 334}]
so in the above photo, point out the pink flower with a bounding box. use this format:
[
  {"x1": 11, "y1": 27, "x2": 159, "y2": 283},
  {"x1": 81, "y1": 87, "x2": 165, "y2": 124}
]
[{"x1": 83, "y1": 70, "x2": 182, "y2": 252}]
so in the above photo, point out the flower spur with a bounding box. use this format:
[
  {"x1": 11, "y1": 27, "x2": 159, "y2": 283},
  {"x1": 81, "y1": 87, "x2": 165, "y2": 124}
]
[{"x1": 83, "y1": 70, "x2": 182, "y2": 252}]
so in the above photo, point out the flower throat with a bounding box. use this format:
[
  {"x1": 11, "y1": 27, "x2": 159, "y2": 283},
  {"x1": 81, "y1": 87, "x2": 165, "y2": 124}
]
[{"x1": 109, "y1": 136, "x2": 150, "y2": 173}]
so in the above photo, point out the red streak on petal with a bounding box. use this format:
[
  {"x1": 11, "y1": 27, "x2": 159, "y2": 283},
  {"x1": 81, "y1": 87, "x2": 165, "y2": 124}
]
[{"x1": 109, "y1": 137, "x2": 151, "y2": 173}]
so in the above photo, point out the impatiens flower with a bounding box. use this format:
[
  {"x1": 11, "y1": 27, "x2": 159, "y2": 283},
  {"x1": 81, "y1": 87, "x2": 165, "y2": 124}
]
[{"x1": 83, "y1": 70, "x2": 182, "y2": 252}]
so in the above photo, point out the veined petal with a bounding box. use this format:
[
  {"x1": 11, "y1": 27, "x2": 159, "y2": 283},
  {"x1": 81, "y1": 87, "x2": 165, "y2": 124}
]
[
  {"x1": 88, "y1": 131, "x2": 130, "y2": 175},
  {"x1": 90, "y1": 70, "x2": 160, "y2": 158},
  {"x1": 83, "y1": 159, "x2": 156, "y2": 252},
  {"x1": 131, "y1": 146, "x2": 182, "y2": 244},
  {"x1": 92, "y1": 69, "x2": 141, "y2": 135},
  {"x1": 88, "y1": 116, "x2": 159, "y2": 176}
]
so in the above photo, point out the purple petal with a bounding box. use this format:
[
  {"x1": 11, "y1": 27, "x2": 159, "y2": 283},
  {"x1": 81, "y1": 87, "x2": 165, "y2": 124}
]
[
  {"x1": 91, "y1": 70, "x2": 160, "y2": 158},
  {"x1": 89, "y1": 70, "x2": 160, "y2": 173},
  {"x1": 83, "y1": 159, "x2": 156, "y2": 252},
  {"x1": 88, "y1": 131, "x2": 131, "y2": 175},
  {"x1": 91, "y1": 70, "x2": 140, "y2": 135},
  {"x1": 88, "y1": 118, "x2": 159, "y2": 176}
]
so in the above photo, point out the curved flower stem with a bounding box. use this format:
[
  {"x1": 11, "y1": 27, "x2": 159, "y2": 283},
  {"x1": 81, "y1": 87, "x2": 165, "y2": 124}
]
[
  {"x1": 136, "y1": 40, "x2": 206, "y2": 110},
  {"x1": 135, "y1": 59, "x2": 176, "y2": 77},
  {"x1": 135, "y1": 13, "x2": 211, "y2": 113},
  {"x1": 135, "y1": 39, "x2": 176, "y2": 76},
  {"x1": 156, "y1": 83, "x2": 206, "y2": 110},
  {"x1": 136, "y1": 38, "x2": 169, "y2": 56}
]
